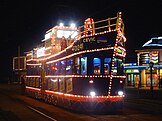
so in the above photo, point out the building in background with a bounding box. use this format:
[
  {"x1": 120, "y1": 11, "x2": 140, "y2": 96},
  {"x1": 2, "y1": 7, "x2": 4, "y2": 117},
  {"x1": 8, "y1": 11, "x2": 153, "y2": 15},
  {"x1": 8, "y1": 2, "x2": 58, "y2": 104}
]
[{"x1": 124, "y1": 37, "x2": 162, "y2": 89}]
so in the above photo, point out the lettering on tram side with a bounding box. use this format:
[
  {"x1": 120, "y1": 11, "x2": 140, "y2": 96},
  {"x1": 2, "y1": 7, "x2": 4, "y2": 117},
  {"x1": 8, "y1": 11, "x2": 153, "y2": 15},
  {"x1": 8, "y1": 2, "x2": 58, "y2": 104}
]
[
  {"x1": 72, "y1": 43, "x2": 84, "y2": 52},
  {"x1": 82, "y1": 37, "x2": 96, "y2": 43},
  {"x1": 97, "y1": 37, "x2": 108, "y2": 43},
  {"x1": 97, "y1": 39, "x2": 108, "y2": 43}
]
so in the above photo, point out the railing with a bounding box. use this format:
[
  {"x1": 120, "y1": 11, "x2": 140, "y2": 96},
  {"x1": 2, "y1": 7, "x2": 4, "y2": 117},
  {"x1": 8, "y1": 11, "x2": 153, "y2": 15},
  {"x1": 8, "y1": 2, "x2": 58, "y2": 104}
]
[{"x1": 77, "y1": 12, "x2": 124, "y2": 37}]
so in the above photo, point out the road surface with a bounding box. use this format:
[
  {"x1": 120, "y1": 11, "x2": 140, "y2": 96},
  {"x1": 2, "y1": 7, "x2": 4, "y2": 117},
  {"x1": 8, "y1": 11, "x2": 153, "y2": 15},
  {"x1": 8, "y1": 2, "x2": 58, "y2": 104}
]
[{"x1": 0, "y1": 83, "x2": 162, "y2": 121}]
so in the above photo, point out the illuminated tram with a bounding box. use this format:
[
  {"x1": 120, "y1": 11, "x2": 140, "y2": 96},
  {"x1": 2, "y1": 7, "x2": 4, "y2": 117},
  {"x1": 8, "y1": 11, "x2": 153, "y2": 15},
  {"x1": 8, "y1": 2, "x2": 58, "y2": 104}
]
[{"x1": 25, "y1": 12, "x2": 126, "y2": 113}]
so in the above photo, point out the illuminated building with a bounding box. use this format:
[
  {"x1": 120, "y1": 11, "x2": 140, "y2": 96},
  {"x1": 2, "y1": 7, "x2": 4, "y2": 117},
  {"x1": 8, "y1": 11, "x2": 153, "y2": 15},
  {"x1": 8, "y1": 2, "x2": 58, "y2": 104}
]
[{"x1": 124, "y1": 37, "x2": 162, "y2": 89}]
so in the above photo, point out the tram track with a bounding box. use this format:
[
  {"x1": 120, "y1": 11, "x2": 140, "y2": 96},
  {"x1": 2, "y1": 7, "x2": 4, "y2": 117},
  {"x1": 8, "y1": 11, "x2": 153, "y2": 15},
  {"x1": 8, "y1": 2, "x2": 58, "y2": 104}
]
[
  {"x1": 27, "y1": 106, "x2": 57, "y2": 121},
  {"x1": 0, "y1": 87, "x2": 57, "y2": 121}
]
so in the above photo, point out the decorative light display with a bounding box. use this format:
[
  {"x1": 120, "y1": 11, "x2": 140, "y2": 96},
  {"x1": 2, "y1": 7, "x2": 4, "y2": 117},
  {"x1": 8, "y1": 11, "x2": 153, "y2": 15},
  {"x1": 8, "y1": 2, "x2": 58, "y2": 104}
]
[
  {"x1": 36, "y1": 47, "x2": 45, "y2": 58},
  {"x1": 26, "y1": 86, "x2": 124, "y2": 102},
  {"x1": 84, "y1": 18, "x2": 95, "y2": 36},
  {"x1": 151, "y1": 51, "x2": 158, "y2": 64},
  {"x1": 26, "y1": 12, "x2": 126, "y2": 101}
]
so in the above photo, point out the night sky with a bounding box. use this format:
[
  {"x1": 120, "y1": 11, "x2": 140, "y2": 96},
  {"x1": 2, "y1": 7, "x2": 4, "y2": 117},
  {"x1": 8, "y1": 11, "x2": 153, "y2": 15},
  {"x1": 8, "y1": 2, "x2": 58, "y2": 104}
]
[{"x1": 1, "y1": 0, "x2": 162, "y2": 80}]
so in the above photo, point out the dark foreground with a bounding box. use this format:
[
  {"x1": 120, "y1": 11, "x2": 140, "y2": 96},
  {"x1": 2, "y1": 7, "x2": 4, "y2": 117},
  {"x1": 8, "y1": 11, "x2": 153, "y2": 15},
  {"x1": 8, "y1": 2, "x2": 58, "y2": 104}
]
[{"x1": 0, "y1": 83, "x2": 162, "y2": 121}]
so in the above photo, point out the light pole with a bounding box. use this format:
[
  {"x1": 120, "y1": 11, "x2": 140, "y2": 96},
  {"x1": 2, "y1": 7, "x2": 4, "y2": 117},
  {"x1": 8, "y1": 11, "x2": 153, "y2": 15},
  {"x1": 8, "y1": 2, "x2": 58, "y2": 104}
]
[{"x1": 149, "y1": 62, "x2": 154, "y2": 98}]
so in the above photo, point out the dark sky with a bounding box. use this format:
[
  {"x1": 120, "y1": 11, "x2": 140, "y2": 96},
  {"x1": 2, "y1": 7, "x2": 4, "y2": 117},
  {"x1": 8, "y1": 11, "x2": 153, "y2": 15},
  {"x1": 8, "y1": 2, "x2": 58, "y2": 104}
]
[{"x1": 1, "y1": 0, "x2": 162, "y2": 79}]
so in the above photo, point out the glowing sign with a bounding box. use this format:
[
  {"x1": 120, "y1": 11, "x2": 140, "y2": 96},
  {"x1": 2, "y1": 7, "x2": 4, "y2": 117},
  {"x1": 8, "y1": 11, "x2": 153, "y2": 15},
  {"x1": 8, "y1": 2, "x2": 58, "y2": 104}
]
[
  {"x1": 36, "y1": 47, "x2": 45, "y2": 58},
  {"x1": 125, "y1": 69, "x2": 139, "y2": 73},
  {"x1": 151, "y1": 51, "x2": 158, "y2": 64},
  {"x1": 139, "y1": 53, "x2": 149, "y2": 65}
]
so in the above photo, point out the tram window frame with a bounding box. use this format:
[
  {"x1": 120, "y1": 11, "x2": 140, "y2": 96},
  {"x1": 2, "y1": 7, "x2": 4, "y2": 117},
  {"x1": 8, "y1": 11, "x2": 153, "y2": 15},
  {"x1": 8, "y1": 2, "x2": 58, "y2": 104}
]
[
  {"x1": 93, "y1": 58, "x2": 101, "y2": 74},
  {"x1": 81, "y1": 57, "x2": 87, "y2": 75},
  {"x1": 104, "y1": 58, "x2": 111, "y2": 75}
]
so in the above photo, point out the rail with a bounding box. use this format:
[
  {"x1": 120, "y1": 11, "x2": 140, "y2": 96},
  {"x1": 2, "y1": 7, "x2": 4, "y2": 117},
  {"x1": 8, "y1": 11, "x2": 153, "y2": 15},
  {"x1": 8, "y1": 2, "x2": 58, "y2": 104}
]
[{"x1": 73, "y1": 12, "x2": 125, "y2": 38}]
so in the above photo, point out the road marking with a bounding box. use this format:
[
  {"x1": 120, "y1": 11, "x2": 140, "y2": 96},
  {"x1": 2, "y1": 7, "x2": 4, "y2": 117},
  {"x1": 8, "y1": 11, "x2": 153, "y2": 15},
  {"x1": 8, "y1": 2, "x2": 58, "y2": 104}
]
[{"x1": 27, "y1": 106, "x2": 57, "y2": 121}]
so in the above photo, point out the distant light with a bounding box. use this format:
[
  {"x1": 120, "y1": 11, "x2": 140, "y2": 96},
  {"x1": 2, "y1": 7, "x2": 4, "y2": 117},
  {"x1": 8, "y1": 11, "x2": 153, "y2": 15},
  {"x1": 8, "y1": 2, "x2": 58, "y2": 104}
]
[
  {"x1": 133, "y1": 69, "x2": 139, "y2": 73},
  {"x1": 70, "y1": 23, "x2": 76, "y2": 28},
  {"x1": 118, "y1": 91, "x2": 123, "y2": 96},
  {"x1": 59, "y1": 23, "x2": 64, "y2": 27},
  {"x1": 90, "y1": 91, "x2": 95, "y2": 96},
  {"x1": 132, "y1": 63, "x2": 137, "y2": 66}
]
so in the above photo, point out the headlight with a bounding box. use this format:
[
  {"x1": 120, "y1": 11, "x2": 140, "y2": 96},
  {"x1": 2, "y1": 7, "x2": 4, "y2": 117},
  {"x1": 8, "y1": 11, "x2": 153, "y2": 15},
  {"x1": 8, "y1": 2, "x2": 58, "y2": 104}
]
[
  {"x1": 89, "y1": 80, "x2": 93, "y2": 83},
  {"x1": 118, "y1": 91, "x2": 124, "y2": 96},
  {"x1": 90, "y1": 91, "x2": 96, "y2": 96}
]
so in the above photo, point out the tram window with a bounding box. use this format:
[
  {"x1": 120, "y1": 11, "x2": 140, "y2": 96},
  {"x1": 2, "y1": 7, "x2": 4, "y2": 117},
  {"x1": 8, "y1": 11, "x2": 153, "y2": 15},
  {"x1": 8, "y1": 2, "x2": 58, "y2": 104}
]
[
  {"x1": 59, "y1": 78, "x2": 65, "y2": 92},
  {"x1": 81, "y1": 57, "x2": 87, "y2": 75},
  {"x1": 113, "y1": 58, "x2": 123, "y2": 75},
  {"x1": 60, "y1": 60, "x2": 66, "y2": 74},
  {"x1": 55, "y1": 62, "x2": 60, "y2": 75},
  {"x1": 104, "y1": 58, "x2": 111, "y2": 74},
  {"x1": 93, "y1": 58, "x2": 101, "y2": 74},
  {"x1": 51, "y1": 63, "x2": 57, "y2": 75},
  {"x1": 35, "y1": 78, "x2": 39, "y2": 88},
  {"x1": 49, "y1": 64, "x2": 52, "y2": 75},
  {"x1": 27, "y1": 66, "x2": 30, "y2": 75},
  {"x1": 117, "y1": 59, "x2": 123, "y2": 75},
  {"x1": 45, "y1": 65, "x2": 49, "y2": 75},
  {"x1": 48, "y1": 79, "x2": 52, "y2": 90},
  {"x1": 74, "y1": 57, "x2": 80, "y2": 74},
  {"x1": 66, "y1": 59, "x2": 73, "y2": 74},
  {"x1": 113, "y1": 58, "x2": 117, "y2": 75}
]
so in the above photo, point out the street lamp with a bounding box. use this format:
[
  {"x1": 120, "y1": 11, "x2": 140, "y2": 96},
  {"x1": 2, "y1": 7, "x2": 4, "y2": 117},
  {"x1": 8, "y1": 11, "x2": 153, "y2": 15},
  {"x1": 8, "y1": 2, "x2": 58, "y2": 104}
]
[{"x1": 149, "y1": 62, "x2": 154, "y2": 98}]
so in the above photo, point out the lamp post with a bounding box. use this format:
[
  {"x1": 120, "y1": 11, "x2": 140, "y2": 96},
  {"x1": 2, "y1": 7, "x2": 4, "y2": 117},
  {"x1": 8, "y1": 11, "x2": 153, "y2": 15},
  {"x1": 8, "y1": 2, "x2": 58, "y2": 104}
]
[{"x1": 149, "y1": 62, "x2": 154, "y2": 98}]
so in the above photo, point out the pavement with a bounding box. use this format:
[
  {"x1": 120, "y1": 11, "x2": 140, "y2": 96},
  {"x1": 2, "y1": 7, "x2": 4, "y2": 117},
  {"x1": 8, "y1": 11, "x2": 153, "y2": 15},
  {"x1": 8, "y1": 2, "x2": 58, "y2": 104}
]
[
  {"x1": 124, "y1": 87, "x2": 162, "y2": 114},
  {"x1": 124, "y1": 87, "x2": 162, "y2": 100}
]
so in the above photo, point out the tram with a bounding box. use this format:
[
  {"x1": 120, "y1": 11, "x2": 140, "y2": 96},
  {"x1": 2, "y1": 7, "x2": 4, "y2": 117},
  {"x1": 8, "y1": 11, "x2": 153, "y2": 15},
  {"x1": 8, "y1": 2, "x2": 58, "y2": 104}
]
[{"x1": 25, "y1": 12, "x2": 126, "y2": 113}]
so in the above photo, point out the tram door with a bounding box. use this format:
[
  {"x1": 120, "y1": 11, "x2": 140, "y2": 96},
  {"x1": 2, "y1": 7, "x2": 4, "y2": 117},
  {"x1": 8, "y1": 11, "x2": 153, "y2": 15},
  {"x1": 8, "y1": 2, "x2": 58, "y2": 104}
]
[{"x1": 127, "y1": 74, "x2": 140, "y2": 87}]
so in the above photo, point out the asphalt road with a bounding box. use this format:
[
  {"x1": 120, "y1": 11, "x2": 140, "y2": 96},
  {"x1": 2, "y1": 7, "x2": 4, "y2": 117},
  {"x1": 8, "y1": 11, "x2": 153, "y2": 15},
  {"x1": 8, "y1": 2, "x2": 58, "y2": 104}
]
[
  {"x1": 0, "y1": 84, "x2": 52, "y2": 121},
  {"x1": 0, "y1": 83, "x2": 162, "y2": 121}
]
